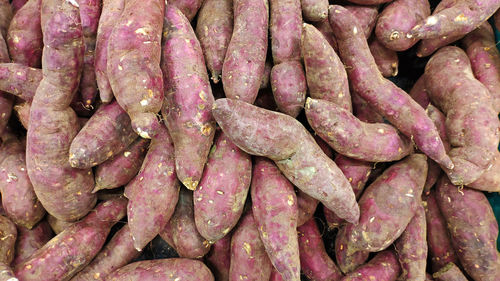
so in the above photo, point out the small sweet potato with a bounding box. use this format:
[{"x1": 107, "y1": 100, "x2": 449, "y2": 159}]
[
  {"x1": 341, "y1": 250, "x2": 401, "y2": 281},
  {"x1": 205, "y1": 234, "x2": 231, "y2": 281},
  {"x1": 13, "y1": 221, "x2": 53, "y2": 266},
  {"x1": 369, "y1": 38, "x2": 399, "y2": 77},
  {"x1": 301, "y1": 0, "x2": 328, "y2": 22},
  {"x1": 0, "y1": 63, "x2": 42, "y2": 102},
  {"x1": 270, "y1": 60, "x2": 307, "y2": 117},
  {"x1": 0, "y1": 0, "x2": 12, "y2": 38},
  {"x1": 432, "y1": 263, "x2": 469, "y2": 281},
  {"x1": 344, "y1": 5, "x2": 379, "y2": 39},
  {"x1": 296, "y1": 189, "x2": 318, "y2": 227},
  {"x1": 335, "y1": 227, "x2": 370, "y2": 274},
  {"x1": 0, "y1": 215, "x2": 16, "y2": 265}
]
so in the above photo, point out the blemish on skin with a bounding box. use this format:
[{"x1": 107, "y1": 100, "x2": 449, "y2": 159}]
[
  {"x1": 217, "y1": 190, "x2": 224, "y2": 195},
  {"x1": 242, "y1": 242, "x2": 251, "y2": 255},
  {"x1": 118, "y1": 65, "x2": 123, "y2": 71},
  {"x1": 67, "y1": 0, "x2": 79, "y2": 7},
  {"x1": 377, "y1": 128, "x2": 385, "y2": 134},
  {"x1": 369, "y1": 217, "x2": 375, "y2": 223},
  {"x1": 353, "y1": 27, "x2": 358, "y2": 35},
  {"x1": 123, "y1": 151, "x2": 131, "y2": 157},
  {"x1": 287, "y1": 195, "x2": 294, "y2": 206},
  {"x1": 454, "y1": 14, "x2": 467, "y2": 22},
  {"x1": 426, "y1": 16, "x2": 438, "y2": 26}
]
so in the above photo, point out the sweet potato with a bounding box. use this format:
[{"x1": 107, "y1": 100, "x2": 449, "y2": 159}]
[
  {"x1": 270, "y1": 268, "x2": 284, "y2": 281},
  {"x1": 94, "y1": 0, "x2": 125, "y2": 103},
  {"x1": 106, "y1": 258, "x2": 214, "y2": 281},
  {"x1": 222, "y1": 0, "x2": 268, "y2": 103},
  {"x1": 0, "y1": 215, "x2": 16, "y2": 265},
  {"x1": 0, "y1": 262, "x2": 16, "y2": 281},
  {"x1": 162, "y1": 4, "x2": 216, "y2": 191},
  {"x1": 369, "y1": 38, "x2": 399, "y2": 77},
  {"x1": 0, "y1": 63, "x2": 42, "y2": 102},
  {"x1": 169, "y1": 0, "x2": 203, "y2": 21},
  {"x1": 251, "y1": 157, "x2": 300, "y2": 281},
  {"x1": 435, "y1": 176, "x2": 500, "y2": 280},
  {"x1": 270, "y1": 60, "x2": 307, "y2": 117},
  {"x1": 13, "y1": 221, "x2": 53, "y2": 266},
  {"x1": 0, "y1": 0, "x2": 12, "y2": 38},
  {"x1": 71, "y1": 225, "x2": 141, "y2": 281},
  {"x1": 195, "y1": 0, "x2": 233, "y2": 83},
  {"x1": 301, "y1": 0, "x2": 328, "y2": 22},
  {"x1": 341, "y1": 250, "x2": 401, "y2": 281},
  {"x1": 107, "y1": 0, "x2": 164, "y2": 139},
  {"x1": 0, "y1": 33, "x2": 13, "y2": 137},
  {"x1": 47, "y1": 214, "x2": 74, "y2": 234},
  {"x1": 270, "y1": 0, "x2": 301, "y2": 64},
  {"x1": 125, "y1": 124, "x2": 180, "y2": 250},
  {"x1": 11, "y1": 0, "x2": 27, "y2": 13},
  {"x1": 69, "y1": 101, "x2": 137, "y2": 169},
  {"x1": 298, "y1": 218, "x2": 343, "y2": 281},
  {"x1": 432, "y1": 263, "x2": 469, "y2": 281},
  {"x1": 297, "y1": 189, "x2": 318, "y2": 227},
  {"x1": 306, "y1": 98, "x2": 413, "y2": 162},
  {"x1": 212, "y1": 98, "x2": 360, "y2": 223},
  {"x1": 194, "y1": 130, "x2": 251, "y2": 242},
  {"x1": 229, "y1": 212, "x2": 273, "y2": 281},
  {"x1": 375, "y1": 0, "x2": 430, "y2": 51},
  {"x1": 329, "y1": 5, "x2": 453, "y2": 170},
  {"x1": 6, "y1": 0, "x2": 42, "y2": 67},
  {"x1": 205, "y1": 234, "x2": 231, "y2": 281},
  {"x1": 468, "y1": 152, "x2": 500, "y2": 192},
  {"x1": 335, "y1": 227, "x2": 370, "y2": 274},
  {"x1": 424, "y1": 46, "x2": 499, "y2": 185},
  {"x1": 313, "y1": 19, "x2": 337, "y2": 49},
  {"x1": 344, "y1": 5, "x2": 379, "y2": 39},
  {"x1": 26, "y1": 0, "x2": 96, "y2": 222},
  {"x1": 351, "y1": 93, "x2": 384, "y2": 124},
  {"x1": 94, "y1": 138, "x2": 148, "y2": 191},
  {"x1": 408, "y1": 75, "x2": 430, "y2": 108},
  {"x1": 462, "y1": 22, "x2": 500, "y2": 113},
  {"x1": 261, "y1": 60, "x2": 272, "y2": 90},
  {"x1": 14, "y1": 197, "x2": 127, "y2": 281}
]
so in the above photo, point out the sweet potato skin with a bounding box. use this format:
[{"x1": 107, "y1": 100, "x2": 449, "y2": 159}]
[
  {"x1": 351, "y1": 92, "x2": 384, "y2": 124},
  {"x1": 341, "y1": 250, "x2": 401, "y2": 281},
  {"x1": 270, "y1": 60, "x2": 306, "y2": 117},
  {"x1": 13, "y1": 221, "x2": 53, "y2": 266},
  {"x1": 162, "y1": 4, "x2": 216, "y2": 190},
  {"x1": 0, "y1": 63, "x2": 42, "y2": 102},
  {"x1": 369, "y1": 38, "x2": 399, "y2": 77},
  {"x1": 47, "y1": 214, "x2": 74, "y2": 234},
  {"x1": 0, "y1": 215, "x2": 16, "y2": 265},
  {"x1": 296, "y1": 189, "x2": 318, "y2": 227},
  {"x1": 194, "y1": 130, "x2": 251, "y2": 242},
  {"x1": 301, "y1": 0, "x2": 328, "y2": 22},
  {"x1": 344, "y1": 5, "x2": 379, "y2": 39},
  {"x1": 11, "y1": 0, "x2": 28, "y2": 14},
  {"x1": 205, "y1": 234, "x2": 231, "y2": 281},
  {"x1": 270, "y1": 0, "x2": 301, "y2": 64},
  {"x1": 432, "y1": 263, "x2": 469, "y2": 281},
  {"x1": 0, "y1": 262, "x2": 16, "y2": 280},
  {"x1": 335, "y1": 227, "x2": 370, "y2": 274},
  {"x1": 0, "y1": 33, "x2": 13, "y2": 137},
  {"x1": 169, "y1": 0, "x2": 203, "y2": 21},
  {"x1": 0, "y1": 0, "x2": 12, "y2": 38},
  {"x1": 468, "y1": 152, "x2": 500, "y2": 192},
  {"x1": 408, "y1": 75, "x2": 430, "y2": 108}
]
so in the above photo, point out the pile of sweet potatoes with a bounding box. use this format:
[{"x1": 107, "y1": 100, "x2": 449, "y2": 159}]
[{"x1": 0, "y1": 0, "x2": 498, "y2": 280}]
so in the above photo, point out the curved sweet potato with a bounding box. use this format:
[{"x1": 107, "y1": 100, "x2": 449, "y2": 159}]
[
  {"x1": 13, "y1": 221, "x2": 53, "y2": 266},
  {"x1": 301, "y1": 0, "x2": 328, "y2": 22}
]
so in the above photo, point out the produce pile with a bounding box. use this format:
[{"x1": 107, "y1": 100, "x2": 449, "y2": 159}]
[{"x1": 0, "y1": 0, "x2": 498, "y2": 280}]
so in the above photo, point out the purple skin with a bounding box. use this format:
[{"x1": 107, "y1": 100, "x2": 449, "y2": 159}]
[
  {"x1": 11, "y1": 0, "x2": 28, "y2": 14},
  {"x1": 229, "y1": 212, "x2": 273, "y2": 281},
  {"x1": 212, "y1": 98, "x2": 360, "y2": 223},
  {"x1": 296, "y1": 189, "x2": 318, "y2": 227},
  {"x1": 222, "y1": 0, "x2": 268, "y2": 103},
  {"x1": 329, "y1": 5, "x2": 453, "y2": 170},
  {"x1": 7, "y1": 0, "x2": 42, "y2": 67},
  {"x1": 162, "y1": 4, "x2": 216, "y2": 191},
  {"x1": 107, "y1": 0, "x2": 164, "y2": 139},
  {"x1": 0, "y1": 63, "x2": 42, "y2": 102},
  {"x1": 0, "y1": 215, "x2": 16, "y2": 265},
  {"x1": 47, "y1": 214, "x2": 74, "y2": 234},
  {"x1": 193, "y1": 130, "x2": 252, "y2": 242},
  {"x1": 204, "y1": 234, "x2": 231, "y2": 281},
  {"x1": 26, "y1": 0, "x2": 96, "y2": 222},
  {"x1": 435, "y1": 176, "x2": 500, "y2": 280},
  {"x1": 270, "y1": 268, "x2": 284, "y2": 281},
  {"x1": 341, "y1": 250, "x2": 402, "y2": 281},
  {"x1": 13, "y1": 221, "x2": 53, "y2": 266},
  {"x1": 313, "y1": 19, "x2": 337, "y2": 50},
  {"x1": 424, "y1": 46, "x2": 500, "y2": 185},
  {"x1": 71, "y1": 225, "x2": 141, "y2": 281},
  {"x1": 408, "y1": 75, "x2": 430, "y2": 108},
  {"x1": 169, "y1": 0, "x2": 204, "y2": 21},
  {"x1": 344, "y1": 5, "x2": 379, "y2": 39},
  {"x1": 251, "y1": 157, "x2": 300, "y2": 281},
  {"x1": 306, "y1": 98, "x2": 413, "y2": 162},
  {"x1": 369, "y1": 38, "x2": 399, "y2": 77},
  {"x1": 254, "y1": 88, "x2": 278, "y2": 111},
  {"x1": 14, "y1": 197, "x2": 128, "y2": 281},
  {"x1": 125, "y1": 124, "x2": 180, "y2": 250},
  {"x1": 300, "y1": 0, "x2": 328, "y2": 22},
  {"x1": 270, "y1": 61, "x2": 307, "y2": 117},
  {"x1": 195, "y1": 0, "x2": 233, "y2": 83},
  {"x1": 270, "y1": 0, "x2": 302, "y2": 64},
  {"x1": 298, "y1": 218, "x2": 343, "y2": 281},
  {"x1": 433, "y1": 263, "x2": 469, "y2": 281},
  {"x1": 468, "y1": 152, "x2": 500, "y2": 192},
  {"x1": 351, "y1": 92, "x2": 384, "y2": 124},
  {"x1": 69, "y1": 101, "x2": 137, "y2": 169},
  {"x1": 302, "y1": 24, "x2": 351, "y2": 111},
  {"x1": 0, "y1": 33, "x2": 13, "y2": 137},
  {"x1": 335, "y1": 227, "x2": 370, "y2": 274},
  {"x1": 94, "y1": 138, "x2": 149, "y2": 191}
]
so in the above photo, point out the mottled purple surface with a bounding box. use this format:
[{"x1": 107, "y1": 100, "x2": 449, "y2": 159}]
[
  {"x1": 205, "y1": 233, "x2": 231, "y2": 281},
  {"x1": 271, "y1": 61, "x2": 306, "y2": 117},
  {"x1": 341, "y1": 250, "x2": 401, "y2": 281},
  {"x1": 13, "y1": 221, "x2": 53, "y2": 266},
  {"x1": 270, "y1": 0, "x2": 301, "y2": 64},
  {"x1": 301, "y1": 0, "x2": 328, "y2": 22},
  {"x1": 0, "y1": 63, "x2": 42, "y2": 102},
  {"x1": 433, "y1": 263, "x2": 469, "y2": 281},
  {"x1": 369, "y1": 38, "x2": 399, "y2": 77}
]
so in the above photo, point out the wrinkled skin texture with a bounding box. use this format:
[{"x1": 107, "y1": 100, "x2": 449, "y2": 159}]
[
  {"x1": 424, "y1": 46, "x2": 500, "y2": 186},
  {"x1": 301, "y1": 0, "x2": 328, "y2": 22},
  {"x1": 270, "y1": 61, "x2": 306, "y2": 117},
  {"x1": 369, "y1": 38, "x2": 399, "y2": 77},
  {"x1": 205, "y1": 234, "x2": 231, "y2": 281},
  {"x1": 26, "y1": 0, "x2": 96, "y2": 222},
  {"x1": 435, "y1": 176, "x2": 500, "y2": 281},
  {"x1": 13, "y1": 221, "x2": 53, "y2": 266},
  {"x1": 341, "y1": 250, "x2": 401, "y2": 281},
  {"x1": 251, "y1": 158, "x2": 300, "y2": 281},
  {"x1": 212, "y1": 98, "x2": 359, "y2": 223},
  {"x1": 335, "y1": 227, "x2": 370, "y2": 274},
  {"x1": 194, "y1": 130, "x2": 251, "y2": 242},
  {"x1": 162, "y1": 5, "x2": 216, "y2": 191},
  {"x1": 0, "y1": 63, "x2": 42, "y2": 102},
  {"x1": 432, "y1": 263, "x2": 469, "y2": 281},
  {"x1": 0, "y1": 215, "x2": 16, "y2": 265},
  {"x1": 296, "y1": 189, "x2": 318, "y2": 227}
]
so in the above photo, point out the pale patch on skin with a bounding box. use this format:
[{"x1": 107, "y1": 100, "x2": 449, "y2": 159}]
[
  {"x1": 426, "y1": 16, "x2": 438, "y2": 26},
  {"x1": 66, "y1": 0, "x2": 79, "y2": 7}
]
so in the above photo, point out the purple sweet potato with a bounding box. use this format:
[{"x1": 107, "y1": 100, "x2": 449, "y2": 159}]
[
  {"x1": 468, "y1": 152, "x2": 500, "y2": 192},
  {"x1": 107, "y1": 258, "x2": 214, "y2": 281},
  {"x1": 424, "y1": 46, "x2": 500, "y2": 186},
  {"x1": 341, "y1": 250, "x2": 401, "y2": 281},
  {"x1": 47, "y1": 214, "x2": 74, "y2": 234},
  {"x1": 0, "y1": 215, "x2": 16, "y2": 265},
  {"x1": 408, "y1": 75, "x2": 430, "y2": 108},
  {"x1": 169, "y1": 0, "x2": 203, "y2": 21},
  {"x1": 302, "y1": 24, "x2": 351, "y2": 111},
  {"x1": 369, "y1": 37, "x2": 399, "y2": 77},
  {"x1": 313, "y1": 19, "x2": 337, "y2": 49},
  {"x1": 69, "y1": 101, "x2": 137, "y2": 169},
  {"x1": 433, "y1": 263, "x2": 469, "y2": 281},
  {"x1": 270, "y1": 268, "x2": 284, "y2": 281},
  {"x1": 462, "y1": 22, "x2": 500, "y2": 113},
  {"x1": 14, "y1": 102, "x2": 28, "y2": 128},
  {"x1": 329, "y1": 5, "x2": 453, "y2": 170},
  {"x1": 222, "y1": 0, "x2": 268, "y2": 103},
  {"x1": 270, "y1": 60, "x2": 307, "y2": 117},
  {"x1": 251, "y1": 157, "x2": 300, "y2": 281},
  {"x1": 314, "y1": 134, "x2": 334, "y2": 158},
  {"x1": 297, "y1": 189, "x2": 318, "y2": 227},
  {"x1": 14, "y1": 197, "x2": 127, "y2": 281},
  {"x1": 162, "y1": 4, "x2": 216, "y2": 191},
  {"x1": 94, "y1": 138, "x2": 148, "y2": 191},
  {"x1": 205, "y1": 234, "x2": 231, "y2": 281},
  {"x1": 261, "y1": 60, "x2": 272, "y2": 90},
  {"x1": 194, "y1": 130, "x2": 251, "y2": 242},
  {"x1": 26, "y1": 0, "x2": 97, "y2": 222},
  {"x1": 306, "y1": 98, "x2": 413, "y2": 162},
  {"x1": 335, "y1": 227, "x2": 370, "y2": 274},
  {"x1": 270, "y1": 0, "x2": 302, "y2": 64},
  {"x1": 94, "y1": 0, "x2": 125, "y2": 103},
  {"x1": 11, "y1": 0, "x2": 28, "y2": 13},
  {"x1": 426, "y1": 104, "x2": 450, "y2": 152},
  {"x1": 107, "y1": 0, "x2": 164, "y2": 139},
  {"x1": 195, "y1": 0, "x2": 233, "y2": 83},
  {"x1": 212, "y1": 98, "x2": 360, "y2": 223},
  {"x1": 0, "y1": 63, "x2": 42, "y2": 102},
  {"x1": 71, "y1": 225, "x2": 141, "y2": 281},
  {"x1": 0, "y1": 262, "x2": 16, "y2": 280},
  {"x1": 375, "y1": 0, "x2": 430, "y2": 51},
  {"x1": 0, "y1": 0, "x2": 12, "y2": 38},
  {"x1": 13, "y1": 221, "x2": 53, "y2": 266},
  {"x1": 6, "y1": 0, "x2": 42, "y2": 68},
  {"x1": 298, "y1": 218, "x2": 343, "y2": 281},
  {"x1": 125, "y1": 124, "x2": 180, "y2": 250},
  {"x1": 301, "y1": 0, "x2": 328, "y2": 22},
  {"x1": 344, "y1": 5, "x2": 379, "y2": 39},
  {"x1": 417, "y1": 34, "x2": 462, "y2": 57},
  {"x1": 435, "y1": 176, "x2": 500, "y2": 280},
  {"x1": 229, "y1": 212, "x2": 273, "y2": 281},
  {"x1": 351, "y1": 92, "x2": 384, "y2": 124}
]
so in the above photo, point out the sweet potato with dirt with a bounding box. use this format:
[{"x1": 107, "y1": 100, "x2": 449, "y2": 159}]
[
  {"x1": 229, "y1": 212, "x2": 273, "y2": 281},
  {"x1": 7, "y1": 0, "x2": 42, "y2": 68},
  {"x1": 162, "y1": 4, "x2": 216, "y2": 191},
  {"x1": 351, "y1": 93, "x2": 384, "y2": 124},
  {"x1": 107, "y1": 0, "x2": 164, "y2": 139},
  {"x1": 194, "y1": 130, "x2": 251, "y2": 242},
  {"x1": 329, "y1": 5, "x2": 453, "y2": 170},
  {"x1": 26, "y1": 0, "x2": 96, "y2": 222},
  {"x1": 341, "y1": 250, "x2": 401, "y2": 281},
  {"x1": 305, "y1": 98, "x2": 412, "y2": 162},
  {"x1": 270, "y1": 0, "x2": 301, "y2": 64},
  {"x1": 375, "y1": 0, "x2": 430, "y2": 51},
  {"x1": 298, "y1": 218, "x2": 343, "y2": 281},
  {"x1": 344, "y1": 5, "x2": 379, "y2": 39},
  {"x1": 369, "y1": 38, "x2": 399, "y2": 77},
  {"x1": 424, "y1": 46, "x2": 499, "y2": 186},
  {"x1": 205, "y1": 234, "x2": 231, "y2": 281},
  {"x1": 408, "y1": 75, "x2": 430, "y2": 108},
  {"x1": 13, "y1": 221, "x2": 53, "y2": 266},
  {"x1": 433, "y1": 263, "x2": 468, "y2": 281},
  {"x1": 0, "y1": 215, "x2": 16, "y2": 265},
  {"x1": 195, "y1": 0, "x2": 233, "y2": 83},
  {"x1": 313, "y1": 19, "x2": 337, "y2": 49},
  {"x1": 0, "y1": 63, "x2": 42, "y2": 102},
  {"x1": 435, "y1": 176, "x2": 500, "y2": 280},
  {"x1": 270, "y1": 60, "x2": 306, "y2": 117},
  {"x1": 212, "y1": 98, "x2": 360, "y2": 223},
  {"x1": 0, "y1": 262, "x2": 16, "y2": 280},
  {"x1": 301, "y1": 0, "x2": 328, "y2": 22},
  {"x1": 47, "y1": 214, "x2": 74, "y2": 234},
  {"x1": 251, "y1": 157, "x2": 300, "y2": 281},
  {"x1": 335, "y1": 227, "x2": 370, "y2": 274},
  {"x1": 94, "y1": 138, "x2": 148, "y2": 191},
  {"x1": 169, "y1": 0, "x2": 204, "y2": 21},
  {"x1": 468, "y1": 152, "x2": 500, "y2": 192},
  {"x1": 14, "y1": 197, "x2": 127, "y2": 281},
  {"x1": 297, "y1": 189, "x2": 318, "y2": 227},
  {"x1": 0, "y1": 0, "x2": 12, "y2": 38},
  {"x1": 222, "y1": 0, "x2": 268, "y2": 103}
]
